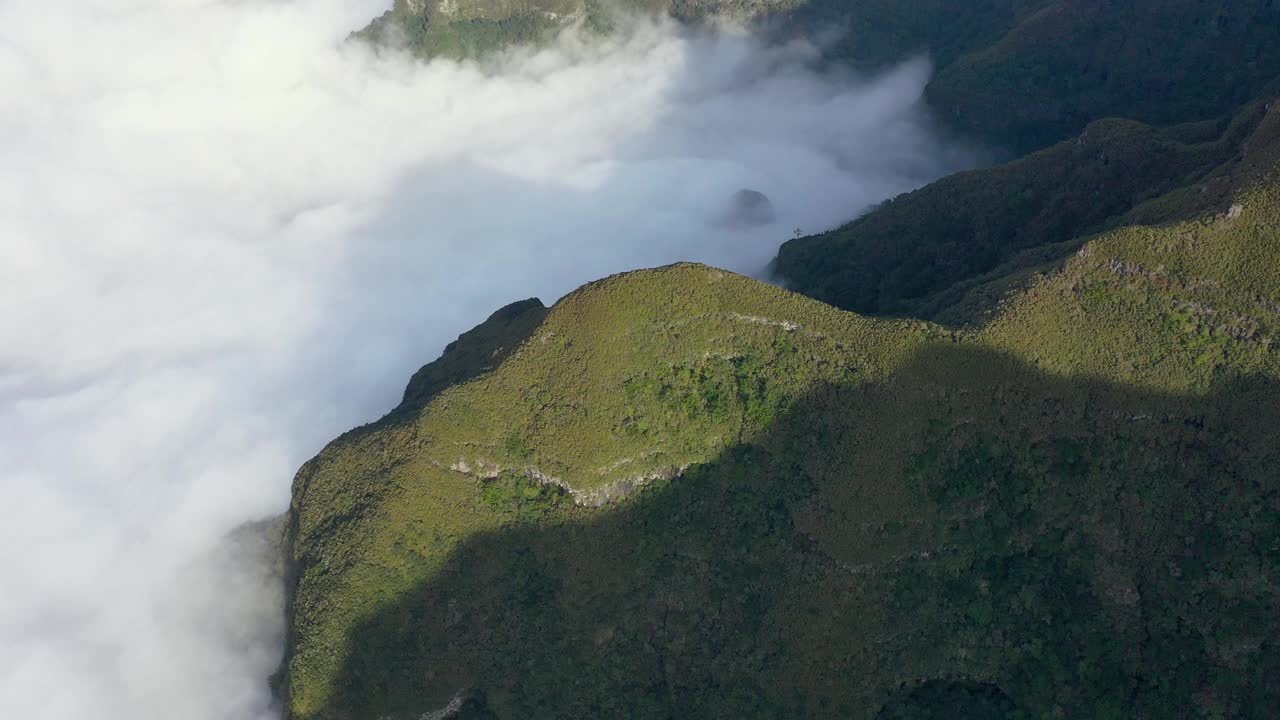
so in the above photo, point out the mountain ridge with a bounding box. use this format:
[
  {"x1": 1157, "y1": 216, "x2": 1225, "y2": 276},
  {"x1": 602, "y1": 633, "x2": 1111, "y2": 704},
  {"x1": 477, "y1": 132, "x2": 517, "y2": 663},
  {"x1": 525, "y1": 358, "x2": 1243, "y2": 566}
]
[
  {"x1": 275, "y1": 5, "x2": 1280, "y2": 718},
  {"x1": 280, "y1": 168, "x2": 1280, "y2": 717},
  {"x1": 774, "y1": 99, "x2": 1280, "y2": 325}
]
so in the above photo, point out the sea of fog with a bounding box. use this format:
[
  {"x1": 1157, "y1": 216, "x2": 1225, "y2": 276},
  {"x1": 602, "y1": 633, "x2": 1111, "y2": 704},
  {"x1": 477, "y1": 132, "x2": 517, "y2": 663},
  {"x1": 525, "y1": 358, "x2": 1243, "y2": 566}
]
[{"x1": 0, "y1": 1, "x2": 970, "y2": 717}]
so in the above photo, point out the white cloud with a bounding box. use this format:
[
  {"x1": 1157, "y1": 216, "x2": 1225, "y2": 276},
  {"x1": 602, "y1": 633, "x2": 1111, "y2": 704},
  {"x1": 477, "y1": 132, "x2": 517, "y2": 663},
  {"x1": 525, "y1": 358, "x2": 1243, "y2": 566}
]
[{"x1": 0, "y1": 2, "x2": 966, "y2": 718}]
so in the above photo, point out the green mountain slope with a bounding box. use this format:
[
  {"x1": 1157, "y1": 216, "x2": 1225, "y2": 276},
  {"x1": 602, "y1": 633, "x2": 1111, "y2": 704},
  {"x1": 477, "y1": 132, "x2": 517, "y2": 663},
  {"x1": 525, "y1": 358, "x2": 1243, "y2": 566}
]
[
  {"x1": 276, "y1": 8, "x2": 1280, "y2": 718},
  {"x1": 921, "y1": 0, "x2": 1280, "y2": 150},
  {"x1": 773, "y1": 101, "x2": 1278, "y2": 324},
  {"x1": 790, "y1": 0, "x2": 1280, "y2": 150},
  {"x1": 281, "y1": 161, "x2": 1280, "y2": 717}
]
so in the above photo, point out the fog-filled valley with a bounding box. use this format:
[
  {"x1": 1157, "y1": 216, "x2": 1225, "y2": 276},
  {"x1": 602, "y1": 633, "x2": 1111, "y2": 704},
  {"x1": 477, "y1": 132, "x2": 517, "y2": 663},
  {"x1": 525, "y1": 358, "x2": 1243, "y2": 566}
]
[{"x1": 0, "y1": 2, "x2": 968, "y2": 718}]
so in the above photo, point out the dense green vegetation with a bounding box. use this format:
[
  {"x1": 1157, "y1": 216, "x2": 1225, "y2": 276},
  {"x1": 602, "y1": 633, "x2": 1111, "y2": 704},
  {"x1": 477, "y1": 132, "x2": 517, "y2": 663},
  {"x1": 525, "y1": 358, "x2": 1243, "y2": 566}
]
[
  {"x1": 272, "y1": 6, "x2": 1280, "y2": 719},
  {"x1": 784, "y1": 0, "x2": 1280, "y2": 150},
  {"x1": 922, "y1": 0, "x2": 1280, "y2": 150},
  {"x1": 282, "y1": 159, "x2": 1280, "y2": 716},
  {"x1": 774, "y1": 102, "x2": 1277, "y2": 324}
]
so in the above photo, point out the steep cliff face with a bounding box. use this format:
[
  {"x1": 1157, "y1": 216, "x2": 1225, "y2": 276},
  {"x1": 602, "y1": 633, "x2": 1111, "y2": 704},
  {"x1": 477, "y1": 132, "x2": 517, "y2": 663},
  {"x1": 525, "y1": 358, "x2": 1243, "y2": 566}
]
[{"x1": 281, "y1": 164, "x2": 1280, "y2": 717}]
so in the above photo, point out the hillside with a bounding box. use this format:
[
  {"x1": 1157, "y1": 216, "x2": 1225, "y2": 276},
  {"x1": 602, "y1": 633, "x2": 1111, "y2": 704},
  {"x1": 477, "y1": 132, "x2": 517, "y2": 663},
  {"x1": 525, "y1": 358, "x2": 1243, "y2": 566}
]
[
  {"x1": 271, "y1": 5, "x2": 1280, "y2": 718},
  {"x1": 280, "y1": 162, "x2": 1280, "y2": 717},
  {"x1": 359, "y1": 0, "x2": 1280, "y2": 151},
  {"x1": 800, "y1": 0, "x2": 1280, "y2": 151},
  {"x1": 773, "y1": 100, "x2": 1279, "y2": 324}
]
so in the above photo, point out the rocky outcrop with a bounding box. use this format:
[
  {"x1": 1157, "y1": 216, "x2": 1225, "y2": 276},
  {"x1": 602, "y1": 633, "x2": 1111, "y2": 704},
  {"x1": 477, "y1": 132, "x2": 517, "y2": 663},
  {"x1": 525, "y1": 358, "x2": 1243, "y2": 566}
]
[{"x1": 448, "y1": 456, "x2": 687, "y2": 507}]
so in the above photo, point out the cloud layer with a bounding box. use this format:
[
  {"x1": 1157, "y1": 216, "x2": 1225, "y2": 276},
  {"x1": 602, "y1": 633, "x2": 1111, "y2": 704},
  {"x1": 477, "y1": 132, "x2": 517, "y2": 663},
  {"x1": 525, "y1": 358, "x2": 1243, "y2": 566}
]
[{"x1": 0, "y1": 2, "x2": 966, "y2": 718}]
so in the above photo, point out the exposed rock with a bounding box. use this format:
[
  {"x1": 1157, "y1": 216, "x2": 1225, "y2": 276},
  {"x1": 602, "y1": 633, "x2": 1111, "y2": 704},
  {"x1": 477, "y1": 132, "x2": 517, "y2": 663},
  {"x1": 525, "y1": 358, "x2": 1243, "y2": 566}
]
[
  {"x1": 525, "y1": 464, "x2": 687, "y2": 507},
  {"x1": 730, "y1": 312, "x2": 800, "y2": 331},
  {"x1": 449, "y1": 458, "x2": 503, "y2": 479},
  {"x1": 569, "y1": 465, "x2": 688, "y2": 507},
  {"x1": 416, "y1": 691, "x2": 465, "y2": 720}
]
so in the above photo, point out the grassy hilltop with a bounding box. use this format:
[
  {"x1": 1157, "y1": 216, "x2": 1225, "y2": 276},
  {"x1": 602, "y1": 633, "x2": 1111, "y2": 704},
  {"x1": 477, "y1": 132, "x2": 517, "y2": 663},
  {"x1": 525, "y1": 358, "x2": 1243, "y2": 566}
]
[{"x1": 281, "y1": 162, "x2": 1280, "y2": 717}]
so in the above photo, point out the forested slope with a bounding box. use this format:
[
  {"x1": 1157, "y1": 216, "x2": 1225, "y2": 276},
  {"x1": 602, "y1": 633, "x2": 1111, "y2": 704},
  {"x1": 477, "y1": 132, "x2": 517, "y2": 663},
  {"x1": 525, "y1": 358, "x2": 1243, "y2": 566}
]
[
  {"x1": 281, "y1": 169, "x2": 1280, "y2": 718},
  {"x1": 276, "y1": 6, "x2": 1280, "y2": 718}
]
